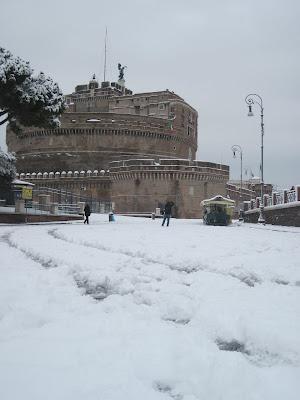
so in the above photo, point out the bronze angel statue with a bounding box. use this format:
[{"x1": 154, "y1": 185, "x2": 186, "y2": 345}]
[{"x1": 118, "y1": 63, "x2": 127, "y2": 80}]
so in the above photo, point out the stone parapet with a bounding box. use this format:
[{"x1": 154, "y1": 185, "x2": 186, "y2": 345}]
[
  {"x1": 110, "y1": 158, "x2": 229, "y2": 170},
  {"x1": 243, "y1": 184, "x2": 300, "y2": 226},
  {"x1": 109, "y1": 159, "x2": 229, "y2": 182},
  {"x1": 243, "y1": 185, "x2": 299, "y2": 210},
  {"x1": 18, "y1": 170, "x2": 109, "y2": 180},
  {"x1": 226, "y1": 183, "x2": 255, "y2": 199},
  {"x1": 14, "y1": 126, "x2": 194, "y2": 146},
  {"x1": 18, "y1": 159, "x2": 229, "y2": 184},
  {"x1": 244, "y1": 203, "x2": 300, "y2": 227},
  {"x1": 18, "y1": 171, "x2": 112, "y2": 205},
  {"x1": 110, "y1": 170, "x2": 227, "y2": 183}
]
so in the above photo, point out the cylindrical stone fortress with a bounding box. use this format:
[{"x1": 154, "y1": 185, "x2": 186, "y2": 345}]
[{"x1": 7, "y1": 77, "x2": 229, "y2": 218}]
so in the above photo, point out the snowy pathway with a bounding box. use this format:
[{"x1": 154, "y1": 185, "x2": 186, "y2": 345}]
[{"x1": 0, "y1": 216, "x2": 299, "y2": 400}]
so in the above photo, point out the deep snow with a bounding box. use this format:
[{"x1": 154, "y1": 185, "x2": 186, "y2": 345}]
[{"x1": 0, "y1": 215, "x2": 299, "y2": 400}]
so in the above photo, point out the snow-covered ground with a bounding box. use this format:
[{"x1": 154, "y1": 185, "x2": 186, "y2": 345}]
[{"x1": 0, "y1": 215, "x2": 299, "y2": 400}]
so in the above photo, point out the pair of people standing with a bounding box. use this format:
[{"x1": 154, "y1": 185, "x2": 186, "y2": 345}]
[{"x1": 162, "y1": 201, "x2": 175, "y2": 227}]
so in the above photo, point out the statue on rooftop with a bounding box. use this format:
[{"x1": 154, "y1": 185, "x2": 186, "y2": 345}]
[{"x1": 118, "y1": 63, "x2": 127, "y2": 80}]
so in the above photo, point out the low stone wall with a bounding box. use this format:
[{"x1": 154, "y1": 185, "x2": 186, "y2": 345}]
[
  {"x1": 0, "y1": 213, "x2": 83, "y2": 224},
  {"x1": 244, "y1": 203, "x2": 300, "y2": 227}
]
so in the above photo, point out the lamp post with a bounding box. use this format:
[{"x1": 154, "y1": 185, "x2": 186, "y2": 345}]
[
  {"x1": 231, "y1": 144, "x2": 243, "y2": 217},
  {"x1": 245, "y1": 93, "x2": 265, "y2": 223}
]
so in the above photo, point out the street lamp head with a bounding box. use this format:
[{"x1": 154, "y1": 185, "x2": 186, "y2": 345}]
[{"x1": 247, "y1": 105, "x2": 254, "y2": 117}]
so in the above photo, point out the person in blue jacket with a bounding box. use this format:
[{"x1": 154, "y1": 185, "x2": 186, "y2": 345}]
[{"x1": 162, "y1": 200, "x2": 174, "y2": 227}]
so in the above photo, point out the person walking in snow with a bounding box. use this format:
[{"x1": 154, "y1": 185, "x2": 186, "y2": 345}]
[
  {"x1": 162, "y1": 200, "x2": 174, "y2": 227},
  {"x1": 84, "y1": 203, "x2": 91, "y2": 224}
]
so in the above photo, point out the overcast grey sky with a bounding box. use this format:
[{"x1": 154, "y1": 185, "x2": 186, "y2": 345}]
[{"x1": 1, "y1": 0, "x2": 299, "y2": 188}]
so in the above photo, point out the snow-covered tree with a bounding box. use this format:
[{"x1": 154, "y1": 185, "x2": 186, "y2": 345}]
[
  {"x1": 0, "y1": 149, "x2": 16, "y2": 190},
  {"x1": 0, "y1": 47, "x2": 65, "y2": 133}
]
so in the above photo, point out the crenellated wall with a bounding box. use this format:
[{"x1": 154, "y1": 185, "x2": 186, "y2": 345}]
[
  {"x1": 109, "y1": 159, "x2": 228, "y2": 218},
  {"x1": 226, "y1": 183, "x2": 256, "y2": 213},
  {"x1": 18, "y1": 159, "x2": 229, "y2": 218},
  {"x1": 18, "y1": 169, "x2": 111, "y2": 202}
]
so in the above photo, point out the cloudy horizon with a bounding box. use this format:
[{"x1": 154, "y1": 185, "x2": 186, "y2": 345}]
[{"x1": 1, "y1": 0, "x2": 299, "y2": 188}]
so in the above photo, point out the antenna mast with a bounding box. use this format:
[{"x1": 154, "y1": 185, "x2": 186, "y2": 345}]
[{"x1": 103, "y1": 27, "x2": 107, "y2": 81}]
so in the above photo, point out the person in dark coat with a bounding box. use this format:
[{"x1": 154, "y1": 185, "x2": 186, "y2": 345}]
[
  {"x1": 162, "y1": 200, "x2": 174, "y2": 227},
  {"x1": 84, "y1": 203, "x2": 91, "y2": 224}
]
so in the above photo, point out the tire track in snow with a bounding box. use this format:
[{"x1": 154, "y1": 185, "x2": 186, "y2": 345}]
[
  {"x1": 0, "y1": 231, "x2": 132, "y2": 302},
  {"x1": 48, "y1": 228, "x2": 195, "y2": 280},
  {"x1": 48, "y1": 228, "x2": 269, "y2": 288},
  {"x1": 49, "y1": 228, "x2": 300, "y2": 288},
  {"x1": 2, "y1": 229, "x2": 185, "y2": 303},
  {"x1": 0, "y1": 231, "x2": 59, "y2": 269},
  {"x1": 3, "y1": 229, "x2": 298, "y2": 368}
]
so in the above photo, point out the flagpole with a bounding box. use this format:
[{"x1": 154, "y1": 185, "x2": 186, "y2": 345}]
[{"x1": 103, "y1": 27, "x2": 107, "y2": 82}]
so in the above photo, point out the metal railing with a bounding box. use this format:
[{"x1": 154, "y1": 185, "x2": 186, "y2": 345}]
[
  {"x1": 21, "y1": 202, "x2": 51, "y2": 215},
  {"x1": 7, "y1": 186, "x2": 112, "y2": 215},
  {"x1": 32, "y1": 187, "x2": 112, "y2": 214},
  {"x1": 33, "y1": 186, "x2": 88, "y2": 205},
  {"x1": 57, "y1": 204, "x2": 81, "y2": 214}
]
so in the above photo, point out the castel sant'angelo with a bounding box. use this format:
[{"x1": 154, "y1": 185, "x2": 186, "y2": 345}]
[{"x1": 7, "y1": 66, "x2": 230, "y2": 218}]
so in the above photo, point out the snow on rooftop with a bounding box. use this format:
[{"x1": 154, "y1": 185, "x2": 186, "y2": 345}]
[
  {"x1": 12, "y1": 178, "x2": 35, "y2": 186},
  {"x1": 202, "y1": 195, "x2": 235, "y2": 204}
]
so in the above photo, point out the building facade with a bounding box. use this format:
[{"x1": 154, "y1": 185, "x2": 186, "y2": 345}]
[{"x1": 7, "y1": 77, "x2": 229, "y2": 218}]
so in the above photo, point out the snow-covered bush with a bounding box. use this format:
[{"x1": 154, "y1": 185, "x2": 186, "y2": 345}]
[
  {"x1": 0, "y1": 149, "x2": 16, "y2": 183},
  {"x1": 0, "y1": 47, "x2": 66, "y2": 133}
]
